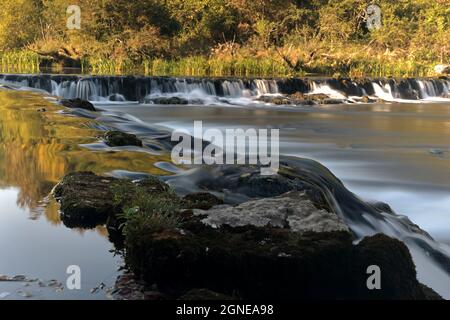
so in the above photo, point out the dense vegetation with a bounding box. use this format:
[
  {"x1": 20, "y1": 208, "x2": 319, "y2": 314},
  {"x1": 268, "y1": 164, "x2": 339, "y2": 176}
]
[{"x1": 0, "y1": 0, "x2": 448, "y2": 76}]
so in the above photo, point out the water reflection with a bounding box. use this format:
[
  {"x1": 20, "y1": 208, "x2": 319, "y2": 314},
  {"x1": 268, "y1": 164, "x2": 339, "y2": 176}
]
[
  {"x1": 0, "y1": 89, "x2": 176, "y2": 299},
  {"x1": 0, "y1": 90, "x2": 168, "y2": 220}
]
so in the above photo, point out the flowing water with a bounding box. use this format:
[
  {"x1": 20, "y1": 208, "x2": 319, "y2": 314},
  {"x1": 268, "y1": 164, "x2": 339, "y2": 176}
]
[{"x1": 0, "y1": 74, "x2": 449, "y2": 299}]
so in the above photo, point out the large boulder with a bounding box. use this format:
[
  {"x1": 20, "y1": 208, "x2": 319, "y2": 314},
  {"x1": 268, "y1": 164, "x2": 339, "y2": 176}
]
[
  {"x1": 124, "y1": 190, "x2": 440, "y2": 299},
  {"x1": 52, "y1": 170, "x2": 442, "y2": 300}
]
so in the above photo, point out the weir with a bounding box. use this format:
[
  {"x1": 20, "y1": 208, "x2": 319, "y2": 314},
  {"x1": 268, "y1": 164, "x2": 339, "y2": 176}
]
[{"x1": 0, "y1": 74, "x2": 448, "y2": 103}]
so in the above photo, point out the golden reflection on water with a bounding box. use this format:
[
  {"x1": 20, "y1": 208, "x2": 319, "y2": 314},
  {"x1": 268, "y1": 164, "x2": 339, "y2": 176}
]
[{"x1": 0, "y1": 89, "x2": 171, "y2": 225}]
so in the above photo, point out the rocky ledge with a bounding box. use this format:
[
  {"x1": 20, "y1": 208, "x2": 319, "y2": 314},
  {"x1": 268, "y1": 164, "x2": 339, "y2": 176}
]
[
  {"x1": 257, "y1": 93, "x2": 346, "y2": 106},
  {"x1": 52, "y1": 171, "x2": 442, "y2": 300}
]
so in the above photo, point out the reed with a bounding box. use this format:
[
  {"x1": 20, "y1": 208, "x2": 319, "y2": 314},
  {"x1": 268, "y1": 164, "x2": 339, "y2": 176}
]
[{"x1": 0, "y1": 51, "x2": 40, "y2": 74}]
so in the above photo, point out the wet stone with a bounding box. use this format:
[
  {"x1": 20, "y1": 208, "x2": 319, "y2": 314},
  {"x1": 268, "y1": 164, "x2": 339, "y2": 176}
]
[
  {"x1": 103, "y1": 130, "x2": 143, "y2": 147},
  {"x1": 60, "y1": 98, "x2": 96, "y2": 111}
]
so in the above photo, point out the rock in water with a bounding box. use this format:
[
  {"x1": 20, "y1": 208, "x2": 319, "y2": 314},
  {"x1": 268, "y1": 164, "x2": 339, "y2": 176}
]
[
  {"x1": 60, "y1": 98, "x2": 96, "y2": 111},
  {"x1": 146, "y1": 97, "x2": 189, "y2": 105},
  {"x1": 124, "y1": 190, "x2": 440, "y2": 299},
  {"x1": 53, "y1": 172, "x2": 176, "y2": 228},
  {"x1": 193, "y1": 191, "x2": 349, "y2": 233},
  {"x1": 52, "y1": 170, "x2": 442, "y2": 300},
  {"x1": 53, "y1": 172, "x2": 118, "y2": 228},
  {"x1": 103, "y1": 131, "x2": 143, "y2": 147}
]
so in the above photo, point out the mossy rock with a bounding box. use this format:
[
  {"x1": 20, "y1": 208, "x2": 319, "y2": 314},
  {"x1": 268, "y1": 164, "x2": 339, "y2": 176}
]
[
  {"x1": 351, "y1": 234, "x2": 442, "y2": 300},
  {"x1": 103, "y1": 130, "x2": 143, "y2": 147},
  {"x1": 53, "y1": 172, "x2": 178, "y2": 229},
  {"x1": 60, "y1": 98, "x2": 96, "y2": 111},
  {"x1": 125, "y1": 215, "x2": 441, "y2": 299},
  {"x1": 53, "y1": 172, "x2": 118, "y2": 228}
]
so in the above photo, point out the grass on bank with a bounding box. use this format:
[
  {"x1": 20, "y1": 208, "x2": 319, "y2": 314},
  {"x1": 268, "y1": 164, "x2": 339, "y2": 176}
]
[
  {"x1": 0, "y1": 47, "x2": 440, "y2": 78},
  {"x1": 0, "y1": 51, "x2": 40, "y2": 73}
]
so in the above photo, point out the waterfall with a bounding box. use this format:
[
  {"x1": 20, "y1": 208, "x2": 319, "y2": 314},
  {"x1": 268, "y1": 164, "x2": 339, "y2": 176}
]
[
  {"x1": 371, "y1": 82, "x2": 395, "y2": 101},
  {"x1": 0, "y1": 73, "x2": 449, "y2": 105},
  {"x1": 309, "y1": 82, "x2": 348, "y2": 99}
]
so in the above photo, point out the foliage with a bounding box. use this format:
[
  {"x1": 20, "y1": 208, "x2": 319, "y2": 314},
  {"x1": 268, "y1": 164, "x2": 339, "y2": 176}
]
[{"x1": 0, "y1": 0, "x2": 448, "y2": 76}]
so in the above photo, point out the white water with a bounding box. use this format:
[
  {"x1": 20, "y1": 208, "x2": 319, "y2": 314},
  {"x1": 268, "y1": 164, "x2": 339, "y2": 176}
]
[
  {"x1": 2, "y1": 74, "x2": 450, "y2": 106},
  {"x1": 309, "y1": 82, "x2": 348, "y2": 99}
]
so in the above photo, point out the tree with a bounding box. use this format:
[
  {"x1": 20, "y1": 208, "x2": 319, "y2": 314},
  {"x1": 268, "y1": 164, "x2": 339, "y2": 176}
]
[{"x1": 0, "y1": 0, "x2": 44, "y2": 49}]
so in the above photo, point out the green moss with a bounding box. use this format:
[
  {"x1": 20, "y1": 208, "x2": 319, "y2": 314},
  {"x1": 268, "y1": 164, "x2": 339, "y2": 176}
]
[{"x1": 110, "y1": 175, "x2": 181, "y2": 243}]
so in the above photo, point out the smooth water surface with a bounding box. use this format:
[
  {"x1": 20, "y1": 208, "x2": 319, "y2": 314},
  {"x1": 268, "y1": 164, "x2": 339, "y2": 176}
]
[{"x1": 0, "y1": 91, "x2": 167, "y2": 299}]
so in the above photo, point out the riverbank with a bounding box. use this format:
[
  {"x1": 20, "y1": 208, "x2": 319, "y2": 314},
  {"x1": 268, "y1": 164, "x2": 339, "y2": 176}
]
[{"x1": 0, "y1": 48, "x2": 446, "y2": 78}]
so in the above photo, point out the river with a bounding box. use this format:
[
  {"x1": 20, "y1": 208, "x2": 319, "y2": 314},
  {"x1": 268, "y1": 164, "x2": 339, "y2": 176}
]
[{"x1": 0, "y1": 74, "x2": 449, "y2": 299}]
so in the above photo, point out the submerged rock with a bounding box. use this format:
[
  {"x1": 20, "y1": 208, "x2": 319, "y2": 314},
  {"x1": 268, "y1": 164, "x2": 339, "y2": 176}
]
[
  {"x1": 103, "y1": 131, "x2": 143, "y2": 147},
  {"x1": 359, "y1": 95, "x2": 378, "y2": 103},
  {"x1": 60, "y1": 98, "x2": 96, "y2": 111}
]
